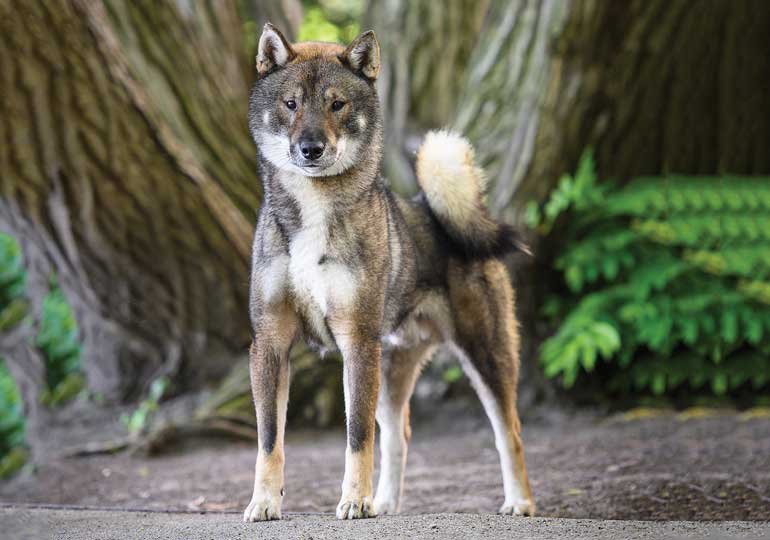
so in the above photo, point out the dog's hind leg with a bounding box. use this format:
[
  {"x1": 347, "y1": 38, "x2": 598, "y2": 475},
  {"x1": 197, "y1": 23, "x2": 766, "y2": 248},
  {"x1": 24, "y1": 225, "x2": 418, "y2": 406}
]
[
  {"x1": 374, "y1": 337, "x2": 438, "y2": 514},
  {"x1": 448, "y1": 259, "x2": 535, "y2": 516}
]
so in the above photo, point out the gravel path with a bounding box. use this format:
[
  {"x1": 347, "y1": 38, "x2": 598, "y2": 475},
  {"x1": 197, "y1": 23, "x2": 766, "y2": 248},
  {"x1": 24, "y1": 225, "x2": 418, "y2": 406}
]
[
  {"x1": 2, "y1": 507, "x2": 768, "y2": 540},
  {"x1": 1, "y1": 409, "x2": 769, "y2": 522}
]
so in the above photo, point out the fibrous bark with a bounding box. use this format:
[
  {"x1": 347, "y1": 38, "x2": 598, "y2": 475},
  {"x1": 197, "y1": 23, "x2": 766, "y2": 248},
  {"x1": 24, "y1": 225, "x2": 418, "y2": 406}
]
[
  {"x1": 0, "y1": 1, "x2": 295, "y2": 400},
  {"x1": 456, "y1": 0, "x2": 770, "y2": 221},
  {"x1": 364, "y1": 0, "x2": 488, "y2": 191}
]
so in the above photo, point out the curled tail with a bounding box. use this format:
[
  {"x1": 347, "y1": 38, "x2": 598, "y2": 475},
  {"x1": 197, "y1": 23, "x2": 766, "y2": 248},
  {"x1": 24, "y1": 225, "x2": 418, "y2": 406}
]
[{"x1": 415, "y1": 130, "x2": 530, "y2": 259}]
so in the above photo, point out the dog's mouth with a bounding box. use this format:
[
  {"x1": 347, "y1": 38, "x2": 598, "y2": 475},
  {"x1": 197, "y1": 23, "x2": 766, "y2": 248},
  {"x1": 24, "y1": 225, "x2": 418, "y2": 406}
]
[
  {"x1": 294, "y1": 150, "x2": 344, "y2": 177},
  {"x1": 296, "y1": 160, "x2": 335, "y2": 176}
]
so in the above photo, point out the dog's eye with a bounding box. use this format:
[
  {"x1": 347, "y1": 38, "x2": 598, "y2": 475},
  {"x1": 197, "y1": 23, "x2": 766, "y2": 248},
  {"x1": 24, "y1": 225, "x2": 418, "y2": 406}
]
[
  {"x1": 285, "y1": 99, "x2": 297, "y2": 111},
  {"x1": 331, "y1": 100, "x2": 345, "y2": 112}
]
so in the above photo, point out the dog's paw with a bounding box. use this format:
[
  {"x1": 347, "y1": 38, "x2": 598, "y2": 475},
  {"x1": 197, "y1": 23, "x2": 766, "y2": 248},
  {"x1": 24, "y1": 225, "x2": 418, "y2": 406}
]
[
  {"x1": 336, "y1": 495, "x2": 377, "y2": 519},
  {"x1": 499, "y1": 499, "x2": 536, "y2": 517},
  {"x1": 243, "y1": 492, "x2": 282, "y2": 522},
  {"x1": 373, "y1": 495, "x2": 398, "y2": 515}
]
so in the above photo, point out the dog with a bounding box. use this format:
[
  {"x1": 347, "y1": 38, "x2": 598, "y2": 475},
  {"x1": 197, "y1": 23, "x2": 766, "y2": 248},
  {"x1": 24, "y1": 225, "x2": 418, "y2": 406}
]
[{"x1": 244, "y1": 22, "x2": 535, "y2": 521}]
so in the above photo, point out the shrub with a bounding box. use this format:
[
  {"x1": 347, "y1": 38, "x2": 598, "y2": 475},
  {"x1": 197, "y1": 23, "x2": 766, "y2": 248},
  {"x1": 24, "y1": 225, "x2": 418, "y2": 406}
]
[
  {"x1": 0, "y1": 360, "x2": 25, "y2": 478},
  {"x1": 120, "y1": 376, "x2": 169, "y2": 437},
  {"x1": 297, "y1": 0, "x2": 362, "y2": 44},
  {"x1": 0, "y1": 233, "x2": 27, "y2": 477},
  {"x1": 0, "y1": 233, "x2": 85, "y2": 475},
  {"x1": 37, "y1": 283, "x2": 84, "y2": 406},
  {"x1": 0, "y1": 233, "x2": 27, "y2": 332},
  {"x1": 527, "y1": 152, "x2": 770, "y2": 399}
]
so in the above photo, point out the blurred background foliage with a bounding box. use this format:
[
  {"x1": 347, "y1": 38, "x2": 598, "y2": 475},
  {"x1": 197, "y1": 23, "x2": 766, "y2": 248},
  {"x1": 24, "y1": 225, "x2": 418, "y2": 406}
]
[
  {"x1": 0, "y1": 234, "x2": 83, "y2": 476},
  {"x1": 241, "y1": 0, "x2": 361, "y2": 59},
  {"x1": 0, "y1": 361, "x2": 25, "y2": 479},
  {"x1": 1, "y1": 0, "x2": 770, "y2": 475},
  {"x1": 297, "y1": 0, "x2": 361, "y2": 43},
  {"x1": 528, "y1": 155, "x2": 770, "y2": 405},
  {"x1": 0, "y1": 234, "x2": 28, "y2": 478}
]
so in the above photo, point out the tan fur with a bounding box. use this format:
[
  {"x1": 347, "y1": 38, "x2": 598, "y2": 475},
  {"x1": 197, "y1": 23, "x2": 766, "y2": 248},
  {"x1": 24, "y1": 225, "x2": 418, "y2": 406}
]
[
  {"x1": 447, "y1": 259, "x2": 534, "y2": 514},
  {"x1": 244, "y1": 319, "x2": 294, "y2": 521},
  {"x1": 291, "y1": 41, "x2": 345, "y2": 62},
  {"x1": 262, "y1": 32, "x2": 377, "y2": 75},
  {"x1": 338, "y1": 445, "x2": 376, "y2": 518},
  {"x1": 246, "y1": 24, "x2": 534, "y2": 523},
  {"x1": 415, "y1": 130, "x2": 530, "y2": 256},
  {"x1": 416, "y1": 130, "x2": 486, "y2": 230}
]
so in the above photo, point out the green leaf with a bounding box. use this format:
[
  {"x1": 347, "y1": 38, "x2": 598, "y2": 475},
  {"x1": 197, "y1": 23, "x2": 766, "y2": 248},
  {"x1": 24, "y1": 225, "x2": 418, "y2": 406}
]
[
  {"x1": 531, "y1": 166, "x2": 770, "y2": 399},
  {"x1": 565, "y1": 265, "x2": 584, "y2": 292},
  {"x1": 580, "y1": 343, "x2": 597, "y2": 372},
  {"x1": 711, "y1": 373, "x2": 728, "y2": 395},
  {"x1": 590, "y1": 322, "x2": 621, "y2": 357},
  {"x1": 443, "y1": 366, "x2": 463, "y2": 384},
  {"x1": 651, "y1": 373, "x2": 666, "y2": 395},
  {"x1": 524, "y1": 201, "x2": 542, "y2": 229},
  {"x1": 721, "y1": 311, "x2": 738, "y2": 344}
]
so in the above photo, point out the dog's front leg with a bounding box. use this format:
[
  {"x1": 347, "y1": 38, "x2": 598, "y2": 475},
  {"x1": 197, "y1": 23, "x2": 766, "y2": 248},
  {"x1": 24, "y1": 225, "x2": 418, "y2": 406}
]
[
  {"x1": 336, "y1": 336, "x2": 381, "y2": 519},
  {"x1": 243, "y1": 311, "x2": 295, "y2": 522}
]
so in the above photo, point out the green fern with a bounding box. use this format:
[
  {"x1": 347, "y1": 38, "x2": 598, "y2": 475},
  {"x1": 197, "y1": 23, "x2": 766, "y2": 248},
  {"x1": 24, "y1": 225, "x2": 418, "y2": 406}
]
[
  {"x1": 0, "y1": 233, "x2": 27, "y2": 477},
  {"x1": 0, "y1": 234, "x2": 27, "y2": 323},
  {"x1": 37, "y1": 284, "x2": 83, "y2": 402},
  {"x1": 0, "y1": 234, "x2": 85, "y2": 476},
  {"x1": 0, "y1": 361, "x2": 24, "y2": 457},
  {"x1": 532, "y1": 152, "x2": 770, "y2": 398}
]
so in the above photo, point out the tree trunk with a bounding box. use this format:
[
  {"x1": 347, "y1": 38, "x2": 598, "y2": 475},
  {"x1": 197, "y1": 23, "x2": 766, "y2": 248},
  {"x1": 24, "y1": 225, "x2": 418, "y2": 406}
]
[
  {"x1": 456, "y1": 0, "x2": 770, "y2": 220},
  {"x1": 363, "y1": 0, "x2": 489, "y2": 191},
  {"x1": 0, "y1": 0, "x2": 297, "y2": 401},
  {"x1": 452, "y1": 0, "x2": 770, "y2": 406}
]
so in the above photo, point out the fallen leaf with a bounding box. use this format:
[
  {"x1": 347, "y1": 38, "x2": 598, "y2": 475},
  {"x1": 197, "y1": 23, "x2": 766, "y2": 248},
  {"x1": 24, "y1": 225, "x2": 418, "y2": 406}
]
[{"x1": 187, "y1": 495, "x2": 205, "y2": 510}]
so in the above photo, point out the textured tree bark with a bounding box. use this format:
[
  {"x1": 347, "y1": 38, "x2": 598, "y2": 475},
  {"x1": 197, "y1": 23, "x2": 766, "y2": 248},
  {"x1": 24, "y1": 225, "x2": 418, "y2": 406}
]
[
  {"x1": 0, "y1": 316, "x2": 48, "y2": 461},
  {"x1": 363, "y1": 0, "x2": 489, "y2": 191},
  {"x1": 0, "y1": 0, "x2": 297, "y2": 401},
  {"x1": 238, "y1": 0, "x2": 303, "y2": 49},
  {"x1": 452, "y1": 0, "x2": 770, "y2": 405},
  {"x1": 456, "y1": 0, "x2": 770, "y2": 220}
]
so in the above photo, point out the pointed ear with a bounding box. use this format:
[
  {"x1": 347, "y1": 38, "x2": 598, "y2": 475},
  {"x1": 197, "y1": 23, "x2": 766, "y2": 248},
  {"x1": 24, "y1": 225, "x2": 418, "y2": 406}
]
[
  {"x1": 256, "y1": 23, "x2": 295, "y2": 76},
  {"x1": 340, "y1": 30, "x2": 380, "y2": 81}
]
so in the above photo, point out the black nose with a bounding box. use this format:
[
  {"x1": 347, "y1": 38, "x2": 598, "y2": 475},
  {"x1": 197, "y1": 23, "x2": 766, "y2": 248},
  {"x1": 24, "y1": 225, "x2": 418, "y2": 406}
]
[{"x1": 299, "y1": 139, "x2": 325, "y2": 161}]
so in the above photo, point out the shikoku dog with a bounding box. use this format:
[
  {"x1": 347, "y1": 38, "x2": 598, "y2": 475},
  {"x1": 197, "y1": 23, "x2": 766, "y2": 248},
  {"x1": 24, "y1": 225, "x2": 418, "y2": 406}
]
[{"x1": 244, "y1": 23, "x2": 535, "y2": 521}]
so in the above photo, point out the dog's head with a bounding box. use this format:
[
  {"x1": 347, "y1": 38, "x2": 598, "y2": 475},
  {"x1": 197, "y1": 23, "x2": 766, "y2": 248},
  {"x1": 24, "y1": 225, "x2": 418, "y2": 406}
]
[{"x1": 249, "y1": 23, "x2": 382, "y2": 178}]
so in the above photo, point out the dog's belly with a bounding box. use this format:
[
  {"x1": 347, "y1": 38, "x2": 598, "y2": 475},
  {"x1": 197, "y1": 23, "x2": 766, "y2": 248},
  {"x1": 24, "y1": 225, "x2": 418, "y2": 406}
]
[{"x1": 383, "y1": 289, "x2": 454, "y2": 351}]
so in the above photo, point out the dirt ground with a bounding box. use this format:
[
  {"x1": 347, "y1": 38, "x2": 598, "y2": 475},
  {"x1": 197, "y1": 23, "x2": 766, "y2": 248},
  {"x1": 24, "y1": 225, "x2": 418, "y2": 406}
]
[
  {"x1": 1, "y1": 405, "x2": 769, "y2": 521},
  {"x1": 3, "y1": 508, "x2": 767, "y2": 540}
]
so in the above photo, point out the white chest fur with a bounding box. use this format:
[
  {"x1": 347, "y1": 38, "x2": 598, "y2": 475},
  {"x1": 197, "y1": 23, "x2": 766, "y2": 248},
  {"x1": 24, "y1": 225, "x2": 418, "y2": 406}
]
[{"x1": 281, "y1": 174, "x2": 357, "y2": 344}]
